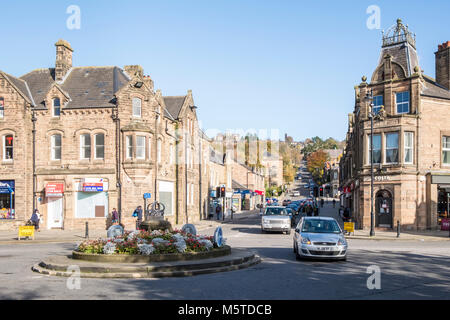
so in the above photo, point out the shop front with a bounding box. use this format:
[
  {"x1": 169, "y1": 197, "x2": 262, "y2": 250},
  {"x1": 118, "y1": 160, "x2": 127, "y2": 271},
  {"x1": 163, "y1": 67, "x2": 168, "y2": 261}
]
[
  {"x1": 431, "y1": 175, "x2": 450, "y2": 229},
  {"x1": 74, "y1": 178, "x2": 109, "y2": 219},
  {"x1": 45, "y1": 182, "x2": 64, "y2": 229},
  {"x1": 0, "y1": 180, "x2": 15, "y2": 220}
]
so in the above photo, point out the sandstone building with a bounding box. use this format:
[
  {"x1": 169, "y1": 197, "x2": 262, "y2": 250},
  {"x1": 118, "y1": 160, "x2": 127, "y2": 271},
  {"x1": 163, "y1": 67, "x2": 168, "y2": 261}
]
[
  {"x1": 340, "y1": 20, "x2": 450, "y2": 230},
  {"x1": 0, "y1": 40, "x2": 210, "y2": 230}
]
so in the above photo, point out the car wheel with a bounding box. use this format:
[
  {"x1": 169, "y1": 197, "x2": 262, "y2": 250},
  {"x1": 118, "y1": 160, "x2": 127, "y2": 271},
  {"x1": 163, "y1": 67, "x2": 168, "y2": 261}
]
[
  {"x1": 340, "y1": 256, "x2": 347, "y2": 262},
  {"x1": 293, "y1": 242, "x2": 297, "y2": 253},
  {"x1": 286, "y1": 229, "x2": 291, "y2": 235},
  {"x1": 295, "y1": 251, "x2": 302, "y2": 261}
]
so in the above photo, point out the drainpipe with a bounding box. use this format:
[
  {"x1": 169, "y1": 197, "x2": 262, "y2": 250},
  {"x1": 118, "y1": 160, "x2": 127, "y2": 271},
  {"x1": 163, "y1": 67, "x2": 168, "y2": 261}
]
[
  {"x1": 31, "y1": 107, "x2": 37, "y2": 213},
  {"x1": 112, "y1": 108, "x2": 122, "y2": 223}
]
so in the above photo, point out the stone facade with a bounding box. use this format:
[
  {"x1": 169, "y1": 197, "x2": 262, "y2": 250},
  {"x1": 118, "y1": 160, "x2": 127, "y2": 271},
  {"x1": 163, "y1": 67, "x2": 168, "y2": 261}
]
[
  {"x1": 340, "y1": 20, "x2": 450, "y2": 231},
  {"x1": 0, "y1": 40, "x2": 210, "y2": 231}
]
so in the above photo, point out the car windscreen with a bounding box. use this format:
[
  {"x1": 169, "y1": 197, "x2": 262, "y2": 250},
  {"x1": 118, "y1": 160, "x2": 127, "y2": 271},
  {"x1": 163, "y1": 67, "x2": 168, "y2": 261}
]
[
  {"x1": 301, "y1": 219, "x2": 341, "y2": 233},
  {"x1": 264, "y1": 208, "x2": 288, "y2": 215}
]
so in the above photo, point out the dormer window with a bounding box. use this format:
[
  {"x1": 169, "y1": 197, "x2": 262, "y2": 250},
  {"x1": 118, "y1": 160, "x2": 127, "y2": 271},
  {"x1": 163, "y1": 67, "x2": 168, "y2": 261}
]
[
  {"x1": 53, "y1": 98, "x2": 61, "y2": 117},
  {"x1": 0, "y1": 97, "x2": 4, "y2": 118},
  {"x1": 132, "y1": 98, "x2": 142, "y2": 118}
]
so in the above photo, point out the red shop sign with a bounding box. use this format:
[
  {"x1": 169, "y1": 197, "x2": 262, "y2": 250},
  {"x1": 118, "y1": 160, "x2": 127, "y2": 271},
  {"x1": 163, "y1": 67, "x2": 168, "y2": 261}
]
[{"x1": 46, "y1": 183, "x2": 64, "y2": 197}]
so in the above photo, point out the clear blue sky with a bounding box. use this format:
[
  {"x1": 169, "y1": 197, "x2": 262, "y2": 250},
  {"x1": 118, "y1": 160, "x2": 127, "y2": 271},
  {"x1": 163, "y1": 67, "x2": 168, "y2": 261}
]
[{"x1": 1, "y1": 0, "x2": 449, "y2": 141}]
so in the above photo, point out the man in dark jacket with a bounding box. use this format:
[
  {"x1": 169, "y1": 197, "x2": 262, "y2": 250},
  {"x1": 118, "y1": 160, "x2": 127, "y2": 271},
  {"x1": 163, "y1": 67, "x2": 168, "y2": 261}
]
[{"x1": 133, "y1": 206, "x2": 143, "y2": 230}]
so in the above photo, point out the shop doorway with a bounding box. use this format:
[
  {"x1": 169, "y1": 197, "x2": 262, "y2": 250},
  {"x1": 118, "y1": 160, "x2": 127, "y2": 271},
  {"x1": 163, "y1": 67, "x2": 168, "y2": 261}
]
[
  {"x1": 48, "y1": 197, "x2": 63, "y2": 228},
  {"x1": 375, "y1": 190, "x2": 393, "y2": 228}
]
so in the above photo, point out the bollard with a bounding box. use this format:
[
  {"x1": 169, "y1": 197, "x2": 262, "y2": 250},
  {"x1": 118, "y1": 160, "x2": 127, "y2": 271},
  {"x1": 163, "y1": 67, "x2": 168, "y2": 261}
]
[
  {"x1": 396, "y1": 220, "x2": 400, "y2": 238},
  {"x1": 85, "y1": 221, "x2": 89, "y2": 239}
]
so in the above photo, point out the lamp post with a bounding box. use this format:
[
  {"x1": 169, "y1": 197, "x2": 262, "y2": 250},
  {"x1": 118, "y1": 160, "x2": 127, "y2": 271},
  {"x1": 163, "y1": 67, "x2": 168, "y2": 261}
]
[{"x1": 366, "y1": 89, "x2": 376, "y2": 237}]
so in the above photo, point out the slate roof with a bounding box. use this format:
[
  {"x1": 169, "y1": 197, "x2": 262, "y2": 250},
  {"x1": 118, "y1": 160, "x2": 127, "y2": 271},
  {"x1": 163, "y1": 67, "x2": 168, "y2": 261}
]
[
  {"x1": 421, "y1": 76, "x2": 450, "y2": 100},
  {"x1": 163, "y1": 96, "x2": 186, "y2": 119},
  {"x1": 1, "y1": 71, "x2": 35, "y2": 105},
  {"x1": 20, "y1": 66, "x2": 129, "y2": 109}
]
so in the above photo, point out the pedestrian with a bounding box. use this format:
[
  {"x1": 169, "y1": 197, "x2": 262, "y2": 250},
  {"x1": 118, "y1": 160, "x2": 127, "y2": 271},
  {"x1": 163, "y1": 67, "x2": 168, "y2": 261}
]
[
  {"x1": 343, "y1": 207, "x2": 350, "y2": 222},
  {"x1": 332, "y1": 199, "x2": 336, "y2": 208},
  {"x1": 306, "y1": 204, "x2": 312, "y2": 217},
  {"x1": 133, "y1": 206, "x2": 143, "y2": 230},
  {"x1": 111, "y1": 208, "x2": 119, "y2": 225},
  {"x1": 31, "y1": 209, "x2": 40, "y2": 232},
  {"x1": 320, "y1": 198, "x2": 324, "y2": 208},
  {"x1": 215, "y1": 204, "x2": 222, "y2": 220},
  {"x1": 314, "y1": 205, "x2": 319, "y2": 216}
]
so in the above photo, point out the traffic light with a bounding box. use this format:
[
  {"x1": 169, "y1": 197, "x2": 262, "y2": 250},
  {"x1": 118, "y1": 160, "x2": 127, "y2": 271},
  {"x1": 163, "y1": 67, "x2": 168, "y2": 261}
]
[
  {"x1": 319, "y1": 187, "x2": 323, "y2": 197},
  {"x1": 216, "y1": 186, "x2": 221, "y2": 198},
  {"x1": 220, "y1": 187, "x2": 226, "y2": 197}
]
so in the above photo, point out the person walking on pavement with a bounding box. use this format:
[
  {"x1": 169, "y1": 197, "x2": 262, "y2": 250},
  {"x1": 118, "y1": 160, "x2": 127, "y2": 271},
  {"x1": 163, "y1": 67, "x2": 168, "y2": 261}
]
[
  {"x1": 320, "y1": 198, "x2": 324, "y2": 208},
  {"x1": 332, "y1": 199, "x2": 336, "y2": 208},
  {"x1": 215, "y1": 203, "x2": 222, "y2": 220},
  {"x1": 314, "y1": 204, "x2": 319, "y2": 216},
  {"x1": 133, "y1": 206, "x2": 143, "y2": 230},
  {"x1": 31, "y1": 209, "x2": 40, "y2": 232},
  {"x1": 306, "y1": 204, "x2": 312, "y2": 217},
  {"x1": 111, "y1": 208, "x2": 119, "y2": 225}
]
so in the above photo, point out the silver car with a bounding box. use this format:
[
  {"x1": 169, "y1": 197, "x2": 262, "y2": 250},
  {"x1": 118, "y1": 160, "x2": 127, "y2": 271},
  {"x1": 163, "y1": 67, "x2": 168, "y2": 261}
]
[
  {"x1": 261, "y1": 206, "x2": 291, "y2": 235},
  {"x1": 293, "y1": 217, "x2": 347, "y2": 261}
]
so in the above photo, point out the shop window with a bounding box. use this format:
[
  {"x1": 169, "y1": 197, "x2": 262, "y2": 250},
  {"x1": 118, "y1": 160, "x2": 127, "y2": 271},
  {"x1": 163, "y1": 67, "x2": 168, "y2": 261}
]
[
  {"x1": 385, "y1": 132, "x2": 399, "y2": 164},
  {"x1": 80, "y1": 134, "x2": 91, "y2": 160},
  {"x1": 368, "y1": 134, "x2": 381, "y2": 164},
  {"x1": 443, "y1": 136, "x2": 450, "y2": 165},
  {"x1": 396, "y1": 91, "x2": 410, "y2": 114},
  {"x1": 404, "y1": 132, "x2": 413, "y2": 164},
  {"x1": 132, "y1": 98, "x2": 142, "y2": 118},
  {"x1": 0, "y1": 180, "x2": 15, "y2": 219},
  {"x1": 3, "y1": 135, "x2": 13, "y2": 160},
  {"x1": 136, "y1": 136, "x2": 146, "y2": 159},
  {"x1": 0, "y1": 97, "x2": 4, "y2": 118},
  {"x1": 53, "y1": 98, "x2": 61, "y2": 117},
  {"x1": 94, "y1": 134, "x2": 105, "y2": 159},
  {"x1": 51, "y1": 134, "x2": 62, "y2": 160},
  {"x1": 126, "y1": 136, "x2": 133, "y2": 159},
  {"x1": 75, "y1": 191, "x2": 108, "y2": 218}
]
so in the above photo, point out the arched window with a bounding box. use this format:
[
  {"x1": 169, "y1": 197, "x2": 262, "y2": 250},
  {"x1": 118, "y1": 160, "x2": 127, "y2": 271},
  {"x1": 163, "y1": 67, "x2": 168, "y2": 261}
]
[
  {"x1": 53, "y1": 98, "x2": 61, "y2": 117},
  {"x1": 80, "y1": 134, "x2": 91, "y2": 160},
  {"x1": 51, "y1": 134, "x2": 62, "y2": 160},
  {"x1": 94, "y1": 134, "x2": 105, "y2": 159},
  {"x1": 0, "y1": 97, "x2": 4, "y2": 118},
  {"x1": 132, "y1": 98, "x2": 142, "y2": 118}
]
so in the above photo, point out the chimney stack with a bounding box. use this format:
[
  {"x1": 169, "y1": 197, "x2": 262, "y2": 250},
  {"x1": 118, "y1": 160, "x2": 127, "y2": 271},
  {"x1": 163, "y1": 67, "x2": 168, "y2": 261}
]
[
  {"x1": 55, "y1": 39, "x2": 73, "y2": 82},
  {"x1": 435, "y1": 41, "x2": 450, "y2": 90}
]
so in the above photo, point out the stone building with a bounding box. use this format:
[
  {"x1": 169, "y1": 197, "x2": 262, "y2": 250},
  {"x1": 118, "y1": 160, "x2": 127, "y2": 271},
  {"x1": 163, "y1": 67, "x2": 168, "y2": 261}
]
[
  {"x1": 340, "y1": 20, "x2": 450, "y2": 231},
  {"x1": 0, "y1": 39, "x2": 209, "y2": 230},
  {"x1": 261, "y1": 151, "x2": 283, "y2": 187}
]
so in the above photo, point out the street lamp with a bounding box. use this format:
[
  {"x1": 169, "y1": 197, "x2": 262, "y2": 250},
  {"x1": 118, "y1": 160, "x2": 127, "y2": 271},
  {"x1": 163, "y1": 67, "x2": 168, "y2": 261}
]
[{"x1": 365, "y1": 88, "x2": 384, "y2": 237}]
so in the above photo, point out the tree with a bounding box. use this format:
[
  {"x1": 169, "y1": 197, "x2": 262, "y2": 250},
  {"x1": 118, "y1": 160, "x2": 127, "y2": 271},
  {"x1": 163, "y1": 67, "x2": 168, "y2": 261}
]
[{"x1": 307, "y1": 150, "x2": 330, "y2": 185}]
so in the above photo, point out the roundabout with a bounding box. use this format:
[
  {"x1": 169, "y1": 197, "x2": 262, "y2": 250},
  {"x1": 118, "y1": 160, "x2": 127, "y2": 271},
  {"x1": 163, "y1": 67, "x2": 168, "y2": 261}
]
[{"x1": 31, "y1": 225, "x2": 261, "y2": 278}]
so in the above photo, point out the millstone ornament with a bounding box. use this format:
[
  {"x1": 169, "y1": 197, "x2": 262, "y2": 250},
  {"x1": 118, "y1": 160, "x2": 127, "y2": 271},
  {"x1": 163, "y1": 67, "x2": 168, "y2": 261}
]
[
  {"x1": 181, "y1": 224, "x2": 197, "y2": 236},
  {"x1": 107, "y1": 225, "x2": 124, "y2": 239},
  {"x1": 214, "y1": 226, "x2": 224, "y2": 247}
]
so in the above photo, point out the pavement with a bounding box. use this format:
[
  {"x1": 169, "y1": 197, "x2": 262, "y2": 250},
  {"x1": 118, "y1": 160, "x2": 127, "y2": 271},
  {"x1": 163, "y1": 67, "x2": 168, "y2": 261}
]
[{"x1": 0, "y1": 209, "x2": 261, "y2": 245}]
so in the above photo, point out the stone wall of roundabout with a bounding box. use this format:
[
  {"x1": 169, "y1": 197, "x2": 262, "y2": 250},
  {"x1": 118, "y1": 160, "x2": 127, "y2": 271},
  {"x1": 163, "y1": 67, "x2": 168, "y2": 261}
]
[{"x1": 32, "y1": 223, "x2": 261, "y2": 278}]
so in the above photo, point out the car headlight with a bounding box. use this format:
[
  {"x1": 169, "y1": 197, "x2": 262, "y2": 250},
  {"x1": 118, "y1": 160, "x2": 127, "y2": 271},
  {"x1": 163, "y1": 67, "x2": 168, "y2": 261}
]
[
  {"x1": 301, "y1": 237, "x2": 311, "y2": 245},
  {"x1": 338, "y1": 238, "x2": 347, "y2": 246}
]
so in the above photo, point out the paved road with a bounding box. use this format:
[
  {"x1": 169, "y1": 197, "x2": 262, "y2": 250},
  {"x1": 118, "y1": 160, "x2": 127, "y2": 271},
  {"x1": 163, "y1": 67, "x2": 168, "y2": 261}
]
[
  {"x1": 1, "y1": 212, "x2": 450, "y2": 300},
  {"x1": 2, "y1": 165, "x2": 450, "y2": 300}
]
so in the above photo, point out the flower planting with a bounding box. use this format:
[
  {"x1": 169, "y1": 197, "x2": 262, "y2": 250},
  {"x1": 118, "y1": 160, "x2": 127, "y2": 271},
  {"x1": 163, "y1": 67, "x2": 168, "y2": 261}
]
[{"x1": 76, "y1": 229, "x2": 219, "y2": 255}]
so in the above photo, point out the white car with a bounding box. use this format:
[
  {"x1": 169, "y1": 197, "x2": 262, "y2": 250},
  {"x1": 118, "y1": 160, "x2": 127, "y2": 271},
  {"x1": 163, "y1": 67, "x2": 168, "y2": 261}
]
[
  {"x1": 261, "y1": 206, "x2": 291, "y2": 234},
  {"x1": 293, "y1": 191, "x2": 300, "y2": 197},
  {"x1": 293, "y1": 217, "x2": 347, "y2": 261}
]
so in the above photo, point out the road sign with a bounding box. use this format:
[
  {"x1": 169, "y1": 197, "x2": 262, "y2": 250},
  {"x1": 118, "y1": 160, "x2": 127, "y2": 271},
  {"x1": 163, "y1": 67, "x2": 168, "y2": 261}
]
[
  {"x1": 18, "y1": 226, "x2": 35, "y2": 240},
  {"x1": 344, "y1": 222, "x2": 355, "y2": 233},
  {"x1": 143, "y1": 193, "x2": 151, "y2": 199}
]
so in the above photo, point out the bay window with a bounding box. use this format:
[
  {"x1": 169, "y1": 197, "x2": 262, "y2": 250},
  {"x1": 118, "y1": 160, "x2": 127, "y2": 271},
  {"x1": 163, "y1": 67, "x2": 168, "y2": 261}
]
[
  {"x1": 136, "y1": 136, "x2": 146, "y2": 159},
  {"x1": 404, "y1": 132, "x2": 413, "y2": 164},
  {"x1": 126, "y1": 136, "x2": 133, "y2": 159},
  {"x1": 385, "y1": 132, "x2": 399, "y2": 164}
]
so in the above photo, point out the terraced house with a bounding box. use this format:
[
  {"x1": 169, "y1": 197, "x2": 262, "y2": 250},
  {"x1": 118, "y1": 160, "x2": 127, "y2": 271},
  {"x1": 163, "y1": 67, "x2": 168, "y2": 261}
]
[
  {"x1": 340, "y1": 20, "x2": 450, "y2": 231},
  {"x1": 0, "y1": 39, "x2": 209, "y2": 231}
]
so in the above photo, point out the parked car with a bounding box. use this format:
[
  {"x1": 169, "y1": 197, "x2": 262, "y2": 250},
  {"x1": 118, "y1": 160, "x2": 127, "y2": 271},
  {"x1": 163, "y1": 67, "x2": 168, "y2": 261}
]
[
  {"x1": 293, "y1": 217, "x2": 347, "y2": 261},
  {"x1": 293, "y1": 191, "x2": 300, "y2": 197},
  {"x1": 261, "y1": 206, "x2": 291, "y2": 235},
  {"x1": 282, "y1": 199, "x2": 292, "y2": 206}
]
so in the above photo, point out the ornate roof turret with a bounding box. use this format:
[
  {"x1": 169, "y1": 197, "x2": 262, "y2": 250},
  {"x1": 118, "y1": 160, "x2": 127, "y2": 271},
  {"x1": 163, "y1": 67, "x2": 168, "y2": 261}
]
[{"x1": 382, "y1": 18, "x2": 416, "y2": 49}]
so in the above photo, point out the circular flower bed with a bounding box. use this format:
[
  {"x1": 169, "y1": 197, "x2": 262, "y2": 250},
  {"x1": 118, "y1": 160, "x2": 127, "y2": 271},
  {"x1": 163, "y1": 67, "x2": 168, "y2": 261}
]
[{"x1": 76, "y1": 229, "x2": 223, "y2": 256}]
